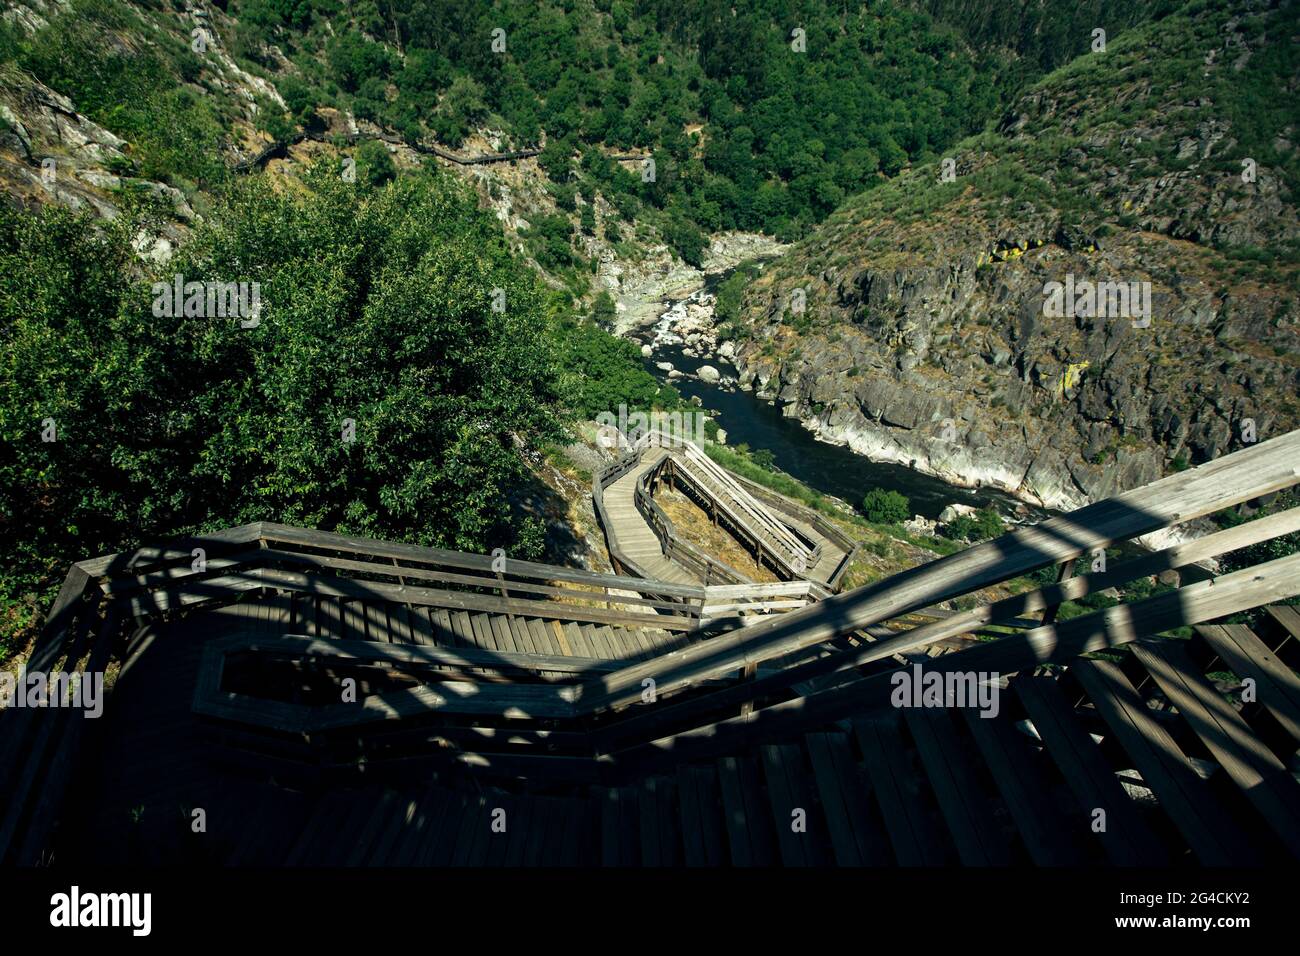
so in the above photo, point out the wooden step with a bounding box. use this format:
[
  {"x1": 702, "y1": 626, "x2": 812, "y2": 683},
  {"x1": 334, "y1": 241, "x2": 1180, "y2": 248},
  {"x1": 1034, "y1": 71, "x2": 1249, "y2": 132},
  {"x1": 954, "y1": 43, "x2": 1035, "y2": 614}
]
[
  {"x1": 1130, "y1": 639, "x2": 1300, "y2": 859},
  {"x1": 1071, "y1": 659, "x2": 1265, "y2": 866}
]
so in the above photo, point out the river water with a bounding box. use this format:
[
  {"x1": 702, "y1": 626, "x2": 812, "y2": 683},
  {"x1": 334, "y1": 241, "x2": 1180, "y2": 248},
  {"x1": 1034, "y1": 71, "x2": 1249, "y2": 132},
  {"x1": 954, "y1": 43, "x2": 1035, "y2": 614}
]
[{"x1": 627, "y1": 288, "x2": 1035, "y2": 522}]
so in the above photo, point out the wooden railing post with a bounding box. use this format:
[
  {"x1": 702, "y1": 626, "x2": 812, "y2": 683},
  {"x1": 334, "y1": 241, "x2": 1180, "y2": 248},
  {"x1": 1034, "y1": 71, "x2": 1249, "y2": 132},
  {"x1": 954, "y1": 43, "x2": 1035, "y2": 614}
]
[{"x1": 1040, "y1": 557, "x2": 1076, "y2": 625}]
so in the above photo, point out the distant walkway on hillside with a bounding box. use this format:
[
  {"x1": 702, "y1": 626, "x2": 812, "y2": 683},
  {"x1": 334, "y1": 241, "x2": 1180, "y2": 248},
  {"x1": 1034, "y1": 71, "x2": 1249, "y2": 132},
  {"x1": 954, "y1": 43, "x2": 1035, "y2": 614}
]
[{"x1": 232, "y1": 128, "x2": 649, "y2": 173}]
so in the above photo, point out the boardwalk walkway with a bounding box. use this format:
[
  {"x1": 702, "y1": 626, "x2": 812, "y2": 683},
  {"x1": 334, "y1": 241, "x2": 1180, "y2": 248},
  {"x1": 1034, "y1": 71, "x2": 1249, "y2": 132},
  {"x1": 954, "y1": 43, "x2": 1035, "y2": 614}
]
[
  {"x1": 595, "y1": 439, "x2": 854, "y2": 590},
  {"x1": 4, "y1": 429, "x2": 1300, "y2": 867},
  {"x1": 599, "y1": 447, "x2": 701, "y2": 585}
]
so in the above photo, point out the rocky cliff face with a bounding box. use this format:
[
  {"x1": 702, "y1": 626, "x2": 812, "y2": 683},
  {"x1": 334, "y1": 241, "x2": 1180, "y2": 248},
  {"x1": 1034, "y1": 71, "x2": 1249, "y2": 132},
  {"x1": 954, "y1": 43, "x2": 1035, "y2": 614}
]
[
  {"x1": 726, "y1": 0, "x2": 1300, "y2": 510},
  {"x1": 0, "y1": 67, "x2": 205, "y2": 261},
  {"x1": 0, "y1": 0, "x2": 290, "y2": 257}
]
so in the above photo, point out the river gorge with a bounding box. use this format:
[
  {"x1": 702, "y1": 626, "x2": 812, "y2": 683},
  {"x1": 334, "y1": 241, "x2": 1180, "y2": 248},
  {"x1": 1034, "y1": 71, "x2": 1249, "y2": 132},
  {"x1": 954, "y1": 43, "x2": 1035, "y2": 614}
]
[{"x1": 620, "y1": 267, "x2": 1037, "y2": 523}]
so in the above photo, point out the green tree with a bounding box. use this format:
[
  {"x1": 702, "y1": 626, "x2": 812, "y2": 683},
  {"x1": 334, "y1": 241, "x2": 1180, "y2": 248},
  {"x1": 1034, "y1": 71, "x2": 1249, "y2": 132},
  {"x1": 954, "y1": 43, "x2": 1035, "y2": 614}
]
[
  {"x1": 0, "y1": 167, "x2": 571, "y2": 656},
  {"x1": 862, "y1": 488, "x2": 910, "y2": 524},
  {"x1": 356, "y1": 139, "x2": 397, "y2": 188},
  {"x1": 591, "y1": 290, "x2": 616, "y2": 325},
  {"x1": 943, "y1": 507, "x2": 1005, "y2": 542}
]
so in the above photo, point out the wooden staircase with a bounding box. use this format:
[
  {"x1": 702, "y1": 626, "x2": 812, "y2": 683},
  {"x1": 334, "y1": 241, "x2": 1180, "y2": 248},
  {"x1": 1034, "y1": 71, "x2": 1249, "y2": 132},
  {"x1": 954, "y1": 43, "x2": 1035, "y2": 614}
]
[{"x1": 5, "y1": 429, "x2": 1300, "y2": 867}]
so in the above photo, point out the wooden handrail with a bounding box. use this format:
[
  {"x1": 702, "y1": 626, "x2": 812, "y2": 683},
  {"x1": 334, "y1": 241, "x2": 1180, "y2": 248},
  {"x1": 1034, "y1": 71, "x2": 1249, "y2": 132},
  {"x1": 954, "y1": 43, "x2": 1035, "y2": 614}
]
[
  {"x1": 589, "y1": 502, "x2": 1300, "y2": 750},
  {"x1": 572, "y1": 428, "x2": 1300, "y2": 713},
  {"x1": 6, "y1": 432, "x2": 1300, "y2": 856},
  {"x1": 597, "y1": 547, "x2": 1300, "y2": 770},
  {"x1": 678, "y1": 441, "x2": 811, "y2": 559},
  {"x1": 633, "y1": 459, "x2": 751, "y2": 586}
]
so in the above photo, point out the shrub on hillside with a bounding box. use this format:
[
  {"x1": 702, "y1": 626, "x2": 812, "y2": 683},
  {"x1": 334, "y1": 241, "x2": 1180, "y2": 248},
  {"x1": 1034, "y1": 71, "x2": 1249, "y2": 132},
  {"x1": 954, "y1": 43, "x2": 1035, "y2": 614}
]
[{"x1": 862, "y1": 488, "x2": 910, "y2": 524}]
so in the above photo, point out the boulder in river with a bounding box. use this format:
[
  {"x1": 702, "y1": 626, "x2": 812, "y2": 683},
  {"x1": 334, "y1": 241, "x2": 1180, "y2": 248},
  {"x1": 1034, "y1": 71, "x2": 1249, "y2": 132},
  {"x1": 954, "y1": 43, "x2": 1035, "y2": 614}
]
[
  {"x1": 640, "y1": 344, "x2": 652, "y2": 358},
  {"x1": 656, "y1": 361, "x2": 674, "y2": 372},
  {"x1": 697, "y1": 364, "x2": 720, "y2": 384}
]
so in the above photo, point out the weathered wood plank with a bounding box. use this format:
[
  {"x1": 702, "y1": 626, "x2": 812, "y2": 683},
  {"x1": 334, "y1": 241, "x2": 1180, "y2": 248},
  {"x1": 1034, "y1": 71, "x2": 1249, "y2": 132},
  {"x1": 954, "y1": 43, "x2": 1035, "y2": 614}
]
[
  {"x1": 852, "y1": 712, "x2": 947, "y2": 866},
  {"x1": 960, "y1": 703, "x2": 1088, "y2": 866},
  {"x1": 1130, "y1": 639, "x2": 1300, "y2": 858},
  {"x1": 5, "y1": 605, "x2": 117, "y2": 865},
  {"x1": 1196, "y1": 623, "x2": 1300, "y2": 743},
  {"x1": 761, "y1": 743, "x2": 830, "y2": 866},
  {"x1": 125, "y1": 564, "x2": 699, "y2": 632},
  {"x1": 1072, "y1": 658, "x2": 1265, "y2": 866},
  {"x1": 1014, "y1": 676, "x2": 1167, "y2": 866},
  {"x1": 259, "y1": 523, "x2": 704, "y2": 597},
  {"x1": 805, "y1": 731, "x2": 891, "y2": 866},
  {"x1": 904, "y1": 706, "x2": 1012, "y2": 865},
  {"x1": 638, "y1": 775, "x2": 681, "y2": 866},
  {"x1": 600, "y1": 787, "x2": 640, "y2": 866},
  {"x1": 224, "y1": 633, "x2": 622, "y2": 676},
  {"x1": 676, "y1": 764, "x2": 726, "y2": 866}
]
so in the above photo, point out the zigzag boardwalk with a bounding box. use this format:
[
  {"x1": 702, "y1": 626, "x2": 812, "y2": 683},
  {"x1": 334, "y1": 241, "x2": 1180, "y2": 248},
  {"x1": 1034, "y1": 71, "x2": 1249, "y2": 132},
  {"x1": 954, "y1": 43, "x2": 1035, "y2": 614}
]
[
  {"x1": 593, "y1": 437, "x2": 857, "y2": 589},
  {"x1": 3, "y1": 430, "x2": 1300, "y2": 866}
]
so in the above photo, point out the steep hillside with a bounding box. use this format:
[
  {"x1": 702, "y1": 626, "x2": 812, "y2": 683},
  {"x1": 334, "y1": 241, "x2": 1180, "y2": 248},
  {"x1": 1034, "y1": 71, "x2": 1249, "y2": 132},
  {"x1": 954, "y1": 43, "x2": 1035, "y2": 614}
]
[
  {"x1": 718, "y1": 0, "x2": 1300, "y2": 510},
  {"x1": 907, "y1": 0, "x2": 1183, "y2": 78}
]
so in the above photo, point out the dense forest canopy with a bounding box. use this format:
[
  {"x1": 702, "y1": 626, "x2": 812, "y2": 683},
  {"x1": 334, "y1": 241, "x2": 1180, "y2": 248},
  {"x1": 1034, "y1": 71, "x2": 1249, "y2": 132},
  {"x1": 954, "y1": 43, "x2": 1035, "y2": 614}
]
[
  {"x1": 909, "y1": 0, "x2": 1184, "y2": 77},
  {"x1": 225, "y1": 0, "x2": 1010, "y2": 247},
  {"x1": 0, "y1": 164, "x2": 680, "y2": 658}
]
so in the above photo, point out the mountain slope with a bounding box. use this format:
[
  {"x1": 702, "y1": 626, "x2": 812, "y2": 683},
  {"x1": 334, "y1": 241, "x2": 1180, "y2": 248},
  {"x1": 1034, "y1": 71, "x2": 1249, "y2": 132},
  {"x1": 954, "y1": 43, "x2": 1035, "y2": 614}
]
[{"x1": 723, "y1": 0, "x2": 1300, "y2": 510}]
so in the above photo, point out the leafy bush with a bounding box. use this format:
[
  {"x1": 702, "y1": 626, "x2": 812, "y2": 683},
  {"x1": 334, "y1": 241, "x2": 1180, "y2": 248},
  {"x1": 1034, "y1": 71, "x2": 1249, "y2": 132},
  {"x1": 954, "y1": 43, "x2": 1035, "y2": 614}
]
[
  {"x1": 942, "y1": 507, "x2": 1006, "y2": 542},
  {"x1": 552, "y1": 317, "x2": 681, "y2": 420},
  {"x1": 355, "y1": 139, "x2": 396, "y2": 188},
  {"x1": 590, "y1": 290, "x2": 616, "y2": 325},
  {"x1": 862, "y1": 488, "x2": 910, "y2": 524},
  {"x1": 0, "y1": 167, "x2": 572, "y2": 659}
]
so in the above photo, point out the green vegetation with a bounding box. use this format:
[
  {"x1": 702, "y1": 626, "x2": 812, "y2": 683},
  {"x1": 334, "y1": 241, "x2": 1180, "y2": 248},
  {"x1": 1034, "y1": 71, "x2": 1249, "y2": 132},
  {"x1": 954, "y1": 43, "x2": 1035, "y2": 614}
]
[
  {"x1": 552, "y1": 316, "x2": 685, "y2": 420},
  {"x1": 222, "y1": 0, "x2": 1008, "y2": 246},
  {"x1": 0, "y1": 165, "x2": 673, "y2": 661},
  {"x1": 0, "y1": 0, "x2": 229, "y2": 194},
  {"x1": 916, "y1": 0, "x2": 1180, "y2": 78},
  {"x1": 941, "y1": 506, "x2": 1005, "y2": 542},
  {"x1": 862, "y1": 488, "x2": 910, "y2": 524},
  {"x1": 355, "y1": 139, "x2": 397, "y2": 188},
  {"x1": 715, "y1": 260, "x2": 765, "y2": 342},
  {"x1": 813, "y1": 0, "x2": 1300, "y2": 258},
  {"x1": 1216, "y1": 491, "x2": 1300, "y2": 624}
]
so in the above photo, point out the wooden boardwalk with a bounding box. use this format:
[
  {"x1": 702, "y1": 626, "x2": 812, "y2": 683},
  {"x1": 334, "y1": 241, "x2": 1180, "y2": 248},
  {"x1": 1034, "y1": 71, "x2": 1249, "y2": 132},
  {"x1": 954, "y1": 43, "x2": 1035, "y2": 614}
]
[
  {"x1": 3, "y1": 428, "x2": 1300, "y2": 867},
  {"x1": 599, "y1": 446, "x2": 701, "y2": 585},
  {"x1": 594, "y1": 438, "x2": 855, "y2": 590},
  {"x1": 47, "y1": 595, "x2": 1300, "y2": 867}
]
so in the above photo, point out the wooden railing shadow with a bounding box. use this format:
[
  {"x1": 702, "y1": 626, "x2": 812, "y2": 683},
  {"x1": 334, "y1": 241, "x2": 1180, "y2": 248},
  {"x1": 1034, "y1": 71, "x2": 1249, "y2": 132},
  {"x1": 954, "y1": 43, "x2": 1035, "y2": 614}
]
[{"x1": 3, "y1": 429, "x2": 1300, "y2": 864}]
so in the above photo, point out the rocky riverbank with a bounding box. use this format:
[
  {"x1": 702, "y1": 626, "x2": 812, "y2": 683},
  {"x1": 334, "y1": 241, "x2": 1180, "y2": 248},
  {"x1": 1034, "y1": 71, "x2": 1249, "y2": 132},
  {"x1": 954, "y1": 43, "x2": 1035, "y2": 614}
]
[
  {"x1": 625, "y1": 263, "x2": 1211, "y2": 551},
  {"x1": 631, "y1": 272, "x2": 1064, "y2": 504},
  {"x1": 607, "y1": 232, "x2": 786, "y2": 336}
]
